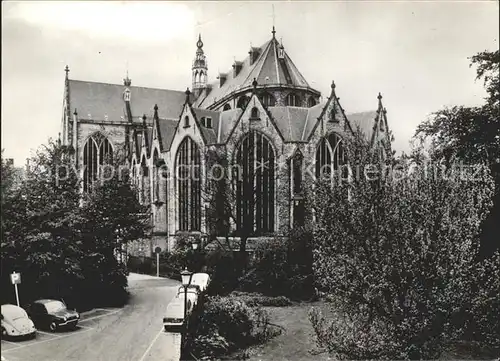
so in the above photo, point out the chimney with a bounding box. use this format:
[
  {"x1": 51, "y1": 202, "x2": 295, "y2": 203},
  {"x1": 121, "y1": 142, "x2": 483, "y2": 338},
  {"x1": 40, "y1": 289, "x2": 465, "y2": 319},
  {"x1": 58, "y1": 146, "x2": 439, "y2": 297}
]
[{"x1": 218, "y1": 73, "x2": 227, "y2": 87}]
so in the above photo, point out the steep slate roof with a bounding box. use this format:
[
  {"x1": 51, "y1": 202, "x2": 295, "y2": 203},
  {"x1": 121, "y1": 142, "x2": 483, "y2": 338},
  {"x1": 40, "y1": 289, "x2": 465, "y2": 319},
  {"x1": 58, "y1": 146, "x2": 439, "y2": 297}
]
[
  {"x1": 267, "y1": 107, "x2": 309, "y2": 142},
  {"x1": 157, "y1": 118, "x2": 178, "y2": 151},
  {"x1": 218, "y1": 108, "x2": 244, "y2": 144},
  {"x1": 302, "y1": 103, "x2": 325, "y2": 141},
  {"x1": 68, "y1": 80, "x2": 187, "y2": 121},
  {"x1": 193, "y1": 36, "x2": 313, "y2": 109},
  {"x1": 346, "y1": 111, "x2": 377, "y2": 140}
]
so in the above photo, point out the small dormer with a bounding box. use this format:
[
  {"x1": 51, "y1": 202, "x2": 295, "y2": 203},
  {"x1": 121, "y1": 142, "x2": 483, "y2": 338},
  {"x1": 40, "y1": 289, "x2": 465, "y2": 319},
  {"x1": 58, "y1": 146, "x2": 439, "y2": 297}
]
[
  {"x1": 124, "y1": 88, "x2": 131, "y2": 102},
  {"x1": 218, "y1": 73, "x2": 227, "y2": 87},
  {"x1": 249, "y1": 47, "x2": 261, "y2": 65},
  {"x1": 278, "y1": 43, "x2": 285, "y2": 59},
  {"x1": 233, "y1": 61, "x2": 243, "y2": 77}
]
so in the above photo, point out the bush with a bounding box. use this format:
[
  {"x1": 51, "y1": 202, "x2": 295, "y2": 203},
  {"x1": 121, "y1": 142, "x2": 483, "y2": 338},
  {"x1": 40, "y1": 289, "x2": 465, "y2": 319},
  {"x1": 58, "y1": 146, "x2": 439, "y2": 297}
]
[
  {"x1": 183, "y1": 296, "x2": 281, "y2": 360},
  {"x1": 309, "y1": 132, "x2": 499, "y2": 359},
  {"x1": 239, "y1": 228, "x2": 315, "y2": 300}
]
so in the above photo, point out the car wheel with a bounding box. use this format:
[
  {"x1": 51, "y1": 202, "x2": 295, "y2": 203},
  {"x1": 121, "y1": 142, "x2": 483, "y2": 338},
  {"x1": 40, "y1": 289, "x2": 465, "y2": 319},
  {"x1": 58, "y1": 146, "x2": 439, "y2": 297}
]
[{"x1": 49, "y1": 322, "x2": 57, "y2": 332}]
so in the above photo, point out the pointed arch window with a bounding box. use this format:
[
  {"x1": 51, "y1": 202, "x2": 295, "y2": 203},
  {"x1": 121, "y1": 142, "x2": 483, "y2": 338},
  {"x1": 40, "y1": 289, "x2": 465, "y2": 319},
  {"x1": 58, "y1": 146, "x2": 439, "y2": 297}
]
[
  {"x1": 152, "y1": 149, "x2": 160, "y2": 202},
  {"x1": 184, "y1": 116, "x2": 190, "y2": 128},
  {"x1": 250, "y1": 107, "x2": 260, "y2": 120},
  {"x1": 176, "y1": 137, "x2": 201, "y2": 231},
  {"x1": 286, "y1": 93, "x2": 300, "y2": 107},
  {"x1": 237, "y1": 95, "x2": 249, "y2": 110},
  {"x1": 329, "y1": 101, "x2": 339, "y2": 123},
  {"x1": 234, "y1": 131, "x2": 275, "y2": 235},
  {"x1": 307, "y1": 97, "x2": 317, "y2": 108},
  {"x1": 83, "y1": 133, "x2": 113, "y2": 192},
  {"x1": 292, "y1": 150, "x2": 303, "y2": 194},
  {"x1": 315, "y1": 132, "x2": 347, "y2": 179},
  {"x1": 140, "y1": 156, "x2": 150, "y2": 204},
  {"x1": 260, "y1": 92, "x2": 276, "y2": 107},
  {"x1": 132, "y1": 159, "x2": 137, "y2": 187}
]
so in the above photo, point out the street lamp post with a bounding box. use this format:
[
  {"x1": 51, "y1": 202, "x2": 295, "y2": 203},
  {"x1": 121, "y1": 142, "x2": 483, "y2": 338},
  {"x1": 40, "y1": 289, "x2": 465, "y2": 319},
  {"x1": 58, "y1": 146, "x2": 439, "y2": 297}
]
[{"x1": 180, "y1": 268, "x2": 193, "y2": 328}]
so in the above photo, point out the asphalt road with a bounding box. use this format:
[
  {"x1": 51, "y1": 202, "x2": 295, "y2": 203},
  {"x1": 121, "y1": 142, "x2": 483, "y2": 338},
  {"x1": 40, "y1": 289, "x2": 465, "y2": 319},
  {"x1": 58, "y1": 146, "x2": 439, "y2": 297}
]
[{"x1": 1, "y1": 275, "x2": 182, "y2": 361}]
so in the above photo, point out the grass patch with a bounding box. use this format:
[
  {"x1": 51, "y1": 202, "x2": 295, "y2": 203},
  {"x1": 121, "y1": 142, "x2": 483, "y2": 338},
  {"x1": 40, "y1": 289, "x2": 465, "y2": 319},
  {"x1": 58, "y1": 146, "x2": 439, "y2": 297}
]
[{"x1": 229, "y1": 291, "x2": 293, "y2": 307}]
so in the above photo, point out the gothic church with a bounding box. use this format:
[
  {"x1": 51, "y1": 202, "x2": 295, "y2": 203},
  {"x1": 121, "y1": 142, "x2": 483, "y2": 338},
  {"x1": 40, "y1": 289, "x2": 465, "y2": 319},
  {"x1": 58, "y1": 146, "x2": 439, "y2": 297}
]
[{"x1": 60, "y1": 28, "x2": 392, "y2": 255}]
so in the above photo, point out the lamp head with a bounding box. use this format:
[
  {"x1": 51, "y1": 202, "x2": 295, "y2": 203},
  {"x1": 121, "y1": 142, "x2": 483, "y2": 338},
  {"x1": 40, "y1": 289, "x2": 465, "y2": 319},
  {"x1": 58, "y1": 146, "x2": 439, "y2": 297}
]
[{"x1": 180, "y1": 268, "x2": 193, "y2": 286}]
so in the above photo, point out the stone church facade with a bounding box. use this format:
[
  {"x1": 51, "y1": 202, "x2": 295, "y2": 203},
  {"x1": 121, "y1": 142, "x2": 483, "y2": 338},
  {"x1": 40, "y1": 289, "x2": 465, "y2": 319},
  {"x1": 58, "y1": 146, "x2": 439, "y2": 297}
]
[{"x1": 61, "y1": 28, "x2": 392, "y2": 256}]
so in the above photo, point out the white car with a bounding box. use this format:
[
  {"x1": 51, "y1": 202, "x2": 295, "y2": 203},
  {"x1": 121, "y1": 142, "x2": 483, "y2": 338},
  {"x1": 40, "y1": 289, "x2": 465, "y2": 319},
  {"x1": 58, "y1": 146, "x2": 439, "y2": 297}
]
[
  {"x1": 163, "y1": 299, "x2": 185, "y2": 331},
  {"x1": 191, "y1": 273, "x2": 211, "y2": 292},
  {"x1": 1, "y1": 304, "x2": 36, "y2": 339},
  {"x1": 175, "y1": 289, "x2": 198, "y2": 312}
]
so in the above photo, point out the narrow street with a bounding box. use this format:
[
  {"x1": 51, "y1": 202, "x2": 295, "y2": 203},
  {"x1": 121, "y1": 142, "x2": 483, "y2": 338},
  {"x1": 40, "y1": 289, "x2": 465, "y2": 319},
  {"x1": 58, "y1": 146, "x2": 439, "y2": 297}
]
[{"x1": 2, "y1": 274, "x2": 181, "y2": 361}]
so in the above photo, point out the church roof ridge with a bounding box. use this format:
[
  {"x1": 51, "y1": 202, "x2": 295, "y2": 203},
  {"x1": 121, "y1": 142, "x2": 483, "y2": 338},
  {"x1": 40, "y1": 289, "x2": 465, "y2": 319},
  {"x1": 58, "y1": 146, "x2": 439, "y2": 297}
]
[{"x1": 68, "y1": 78, "x2": 186, "y2": 94}]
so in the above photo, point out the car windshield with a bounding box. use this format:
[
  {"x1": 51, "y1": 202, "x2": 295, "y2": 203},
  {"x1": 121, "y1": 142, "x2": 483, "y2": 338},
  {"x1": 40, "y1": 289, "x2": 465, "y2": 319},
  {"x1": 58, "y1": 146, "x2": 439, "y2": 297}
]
[
  {"x1": 44, "y1": 301, "x2": 66, "y2": 313},
  {"x1": 191, "y1": 275, "x2": 208, "y2": 285}
]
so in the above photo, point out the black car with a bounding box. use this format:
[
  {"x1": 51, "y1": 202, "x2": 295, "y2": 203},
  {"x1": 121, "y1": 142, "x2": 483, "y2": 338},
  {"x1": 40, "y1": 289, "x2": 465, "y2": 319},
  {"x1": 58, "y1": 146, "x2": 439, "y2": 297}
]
[{"x1": 27, "y1": 299, "x2": 80, "y2": 331}]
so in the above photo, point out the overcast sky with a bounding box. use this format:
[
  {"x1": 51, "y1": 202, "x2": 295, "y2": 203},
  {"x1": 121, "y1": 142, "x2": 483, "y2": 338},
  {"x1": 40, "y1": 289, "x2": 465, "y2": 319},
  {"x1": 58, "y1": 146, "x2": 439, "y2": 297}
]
[{"x1": 2, "y1": 1, "x2": 498, "y2": 165}]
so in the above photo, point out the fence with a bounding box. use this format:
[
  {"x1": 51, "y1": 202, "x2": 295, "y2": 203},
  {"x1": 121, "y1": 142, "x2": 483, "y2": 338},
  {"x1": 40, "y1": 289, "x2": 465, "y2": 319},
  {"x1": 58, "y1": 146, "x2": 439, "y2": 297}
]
[{"x1": 126, "y1": 255, "x2": 181, "y2": 281}]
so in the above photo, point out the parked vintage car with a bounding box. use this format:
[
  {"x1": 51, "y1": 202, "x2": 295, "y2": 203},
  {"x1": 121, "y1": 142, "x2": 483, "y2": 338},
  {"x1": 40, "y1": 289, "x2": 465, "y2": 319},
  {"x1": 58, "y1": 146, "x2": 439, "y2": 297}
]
[
  {"x1": 27, "y1": 299, "x2": 79, "y2": 331},
  {"x1": 175, "y1": 288, "x2": 198, "y2": 312},
  {"x1": 1, "y1": 304, "x2": 36, "y2": 339},
  {"x1": 163, "y1": 298, "x2": 185, "y2": 331},
  {"x1": 191, "y1": 273, "x2": 211, "y2": 292}
]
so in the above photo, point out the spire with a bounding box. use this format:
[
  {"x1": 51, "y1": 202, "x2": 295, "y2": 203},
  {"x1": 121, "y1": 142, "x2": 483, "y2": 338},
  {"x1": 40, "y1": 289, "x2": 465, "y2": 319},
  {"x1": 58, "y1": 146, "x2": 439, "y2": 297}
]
[
  {"x1": 192, "y1": 34, "x2": 207, "y2": 91},
  {"x1": 123, "y1": 66, "x2": 132, "y2": 87},
  {"x1": 196, "y1": 33, "x2": 203, "y2": 51},
  {"x1": 272, "y1": 4, "x2": 276, "y2": 38}
]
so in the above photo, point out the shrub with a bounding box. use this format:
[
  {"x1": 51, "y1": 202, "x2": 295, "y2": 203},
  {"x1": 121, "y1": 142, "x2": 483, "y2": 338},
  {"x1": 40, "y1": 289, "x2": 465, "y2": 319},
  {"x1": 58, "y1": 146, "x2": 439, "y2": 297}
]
[
  {"x1": 309, "y1": 131, "x2": 498, "y2": 359},
  {"x1": 183, "y1": 296, "x2": 281, "y2": 360},
  {"x1": 239, "y1": 228, "x2": 315, "y2": 300}
]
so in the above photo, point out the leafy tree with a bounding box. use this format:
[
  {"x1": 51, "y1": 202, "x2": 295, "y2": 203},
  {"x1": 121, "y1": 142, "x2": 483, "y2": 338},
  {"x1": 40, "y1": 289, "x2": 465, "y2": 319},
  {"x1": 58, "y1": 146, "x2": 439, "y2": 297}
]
[
  {"x1": 415, "y1": 50, "x2": 500, "y2": 256},
  {"x1": 1, "y1": 141, "x2": 150, "y2": 309},
  {"x1": 1, "y1": 140, "x2": 84, "y2": 306},
  {"x1": 308, "y1": 133, "x2": 499, "y2": 359}
]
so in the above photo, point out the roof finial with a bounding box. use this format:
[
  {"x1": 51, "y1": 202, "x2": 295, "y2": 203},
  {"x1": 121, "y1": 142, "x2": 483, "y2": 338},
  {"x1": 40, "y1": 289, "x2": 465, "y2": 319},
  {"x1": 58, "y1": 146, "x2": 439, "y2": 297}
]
[
  {"x1": 196, "y1": 34, "x2": 203, "y2": 49},
  {"x1": 252, "y1": 78, "x2": 258, "y2": 92},
  {"x1": 123, "y1": 61, "x2": 132, "y2": 86},
  {"x1": 378, "y1": 92, "x2": 382, "y2": 101},
  {"x1": 73, "y1": 108, "x2": 78, "y2": 116},
  {"x1": 154, "y1": 104, "x2": 159, "y2": 119},
  {"x1": 331, "y1": 80, "x2": 336, "y2": 90},
  {"x1": 185, "y1": 88, "x2": 191, "y2": 103},
  {"x1": 142, "y1": 114, "x2": 147, "y2": 127},
  {"x1": 272, "y1": 4, "x2": 276, "y2": 38},
  {"x1": 65, "y1": 65, "x2": 70, "y2": 77}
]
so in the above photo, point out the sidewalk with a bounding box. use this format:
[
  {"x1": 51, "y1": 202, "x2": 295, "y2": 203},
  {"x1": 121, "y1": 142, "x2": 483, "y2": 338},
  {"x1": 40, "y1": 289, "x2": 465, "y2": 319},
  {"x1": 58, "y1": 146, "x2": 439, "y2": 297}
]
[{"x1": 127, "y1": 272, "x2": 166, "y2": 281}]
